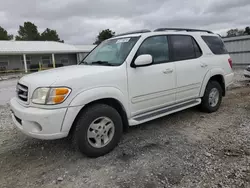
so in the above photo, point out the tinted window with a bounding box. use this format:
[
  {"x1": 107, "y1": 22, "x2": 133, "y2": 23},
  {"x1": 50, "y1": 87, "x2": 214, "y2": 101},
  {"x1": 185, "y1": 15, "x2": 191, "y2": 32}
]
[
  {"x1": 201, "y1": 36, "x2": 228, "y2": 55},
  {"x1": 170, "y1": 35, "x2": 197, "y2": 61},
  {"x1": 193, "y1": 39, "x2": 202, "y2": 58},
  {"x1": 137, "y1": 36, "x2": 169, "y2": 64}
]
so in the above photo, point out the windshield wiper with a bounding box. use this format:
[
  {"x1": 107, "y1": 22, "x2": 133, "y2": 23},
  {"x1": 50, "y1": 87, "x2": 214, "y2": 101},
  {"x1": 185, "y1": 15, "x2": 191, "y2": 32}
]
[
  {"x1": 79, "y1": 61, "x2": 88, "y2": 65},
  {"x1": 91, "y1": 61, "x2": 116, "y2": 66}
]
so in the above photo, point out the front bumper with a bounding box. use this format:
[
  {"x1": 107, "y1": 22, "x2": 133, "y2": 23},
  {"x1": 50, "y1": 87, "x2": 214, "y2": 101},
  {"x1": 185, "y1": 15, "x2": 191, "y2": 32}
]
[{"x1": 10, "y1": 97, "x2": 68, "y2": 140}]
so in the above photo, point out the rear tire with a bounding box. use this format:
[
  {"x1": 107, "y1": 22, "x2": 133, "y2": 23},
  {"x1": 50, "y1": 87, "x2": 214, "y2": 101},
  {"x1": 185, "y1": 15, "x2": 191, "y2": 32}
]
[
  {"x1": 200, "y1": 81, "x2": 222, "y2": 113},
  {"x1": 72, "y1": 104, "x2": 123, "y2": 157}
]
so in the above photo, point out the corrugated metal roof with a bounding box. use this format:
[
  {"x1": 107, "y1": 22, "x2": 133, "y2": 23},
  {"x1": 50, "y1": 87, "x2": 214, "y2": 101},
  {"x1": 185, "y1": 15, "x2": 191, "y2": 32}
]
[
  {"x1": 0, "y1": 41, "x2": 94, "y2": 54},
  {"x1": 223, "y1": 35, "x2": 250, "y2": 42}
]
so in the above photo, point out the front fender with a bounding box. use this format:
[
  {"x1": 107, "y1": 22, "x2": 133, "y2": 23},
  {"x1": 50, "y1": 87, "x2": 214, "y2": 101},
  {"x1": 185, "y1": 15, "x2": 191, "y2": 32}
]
[
  {"x1": 60, "y1": 87, "x2": 129, "y2": 133},
  {"x1": 199, "y1": 68, "x2": 225, "y2": 97},
  {"x1": 69, "y1": 87, "x2": 129, "y2": 113}
]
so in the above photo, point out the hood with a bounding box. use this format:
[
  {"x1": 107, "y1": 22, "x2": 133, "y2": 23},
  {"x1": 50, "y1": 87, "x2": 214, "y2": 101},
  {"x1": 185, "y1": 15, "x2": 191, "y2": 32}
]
[{"x1": 19, "y1": 65, "x2": 116, "y2": 87}]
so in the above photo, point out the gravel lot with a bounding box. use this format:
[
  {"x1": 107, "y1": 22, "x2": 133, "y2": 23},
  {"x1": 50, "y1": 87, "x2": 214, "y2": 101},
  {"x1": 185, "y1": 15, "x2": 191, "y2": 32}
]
[{"x1": 0, "y1": 69, "x2": 250, "y2": 188}]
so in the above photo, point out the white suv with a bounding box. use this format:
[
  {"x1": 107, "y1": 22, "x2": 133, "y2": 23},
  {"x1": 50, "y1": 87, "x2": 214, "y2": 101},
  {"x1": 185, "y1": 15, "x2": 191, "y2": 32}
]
[{"x1": 10, "y1": 28, "x2": 234, "y2": 157}]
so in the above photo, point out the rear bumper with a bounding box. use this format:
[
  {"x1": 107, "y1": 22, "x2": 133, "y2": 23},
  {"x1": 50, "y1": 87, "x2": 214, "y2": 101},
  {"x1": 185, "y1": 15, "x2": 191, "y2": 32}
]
[
  {"x1": 244, "y1": 70, "x2": 250, "y2": 78},
  {"x1": 224, "y1": 72, "x2": 234, "y2": 87}
]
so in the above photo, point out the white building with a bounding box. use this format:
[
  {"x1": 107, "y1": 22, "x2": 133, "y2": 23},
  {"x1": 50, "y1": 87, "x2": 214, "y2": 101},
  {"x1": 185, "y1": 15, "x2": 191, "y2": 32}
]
[{"x1": 0, "y1": 41, "x2": 95, "y2": 73}]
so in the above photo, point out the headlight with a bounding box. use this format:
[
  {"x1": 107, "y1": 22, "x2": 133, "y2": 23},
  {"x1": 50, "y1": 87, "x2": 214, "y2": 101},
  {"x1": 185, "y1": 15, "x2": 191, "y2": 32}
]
[{"x1": 32, "y1": 87, "x2": 71, "y2": 105}]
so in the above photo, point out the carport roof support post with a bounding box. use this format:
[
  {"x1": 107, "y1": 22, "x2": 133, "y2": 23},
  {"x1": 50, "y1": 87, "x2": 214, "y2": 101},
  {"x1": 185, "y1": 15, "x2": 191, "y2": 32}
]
[
  {"x1": 52, "y1": 53, "x2": 55, "y2": 68},
  {"x1": 23, "y1": 54, "x2": 28, "y2": 73}
]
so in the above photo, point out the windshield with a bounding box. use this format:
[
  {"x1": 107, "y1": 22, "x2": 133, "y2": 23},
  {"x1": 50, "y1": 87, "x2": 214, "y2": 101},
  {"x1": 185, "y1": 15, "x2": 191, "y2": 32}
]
[{"x1": 80, "y1": 36, "x2": 140, "y2": 66}]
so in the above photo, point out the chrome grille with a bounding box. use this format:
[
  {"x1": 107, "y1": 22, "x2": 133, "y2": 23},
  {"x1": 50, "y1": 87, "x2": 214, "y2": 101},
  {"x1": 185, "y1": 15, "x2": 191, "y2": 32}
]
[{"x1": 16, "y1": 83, "x2": 28, "y2": 102}]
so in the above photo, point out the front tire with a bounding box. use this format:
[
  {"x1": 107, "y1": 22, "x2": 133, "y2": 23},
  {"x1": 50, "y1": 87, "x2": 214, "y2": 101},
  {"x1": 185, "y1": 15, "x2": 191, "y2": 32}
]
[
  {"x1": 200, "y1": 81, "x2": 222, "y2": 113},
  {"x1": 72, "y1": 104, "x2": 123, "y2": 157}
]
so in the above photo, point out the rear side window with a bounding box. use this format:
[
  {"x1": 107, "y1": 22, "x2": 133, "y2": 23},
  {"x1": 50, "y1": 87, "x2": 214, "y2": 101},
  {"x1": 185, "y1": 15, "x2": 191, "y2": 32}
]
[
  {"x1": 193, "y1": 39, "x2": 202, "y2": 58},
  {"x1": 170, "y1": 35, "x2": 202, "y2": 61},
  {"x1": 201, "y1": 36, "x2": 228, "y2": 55}
]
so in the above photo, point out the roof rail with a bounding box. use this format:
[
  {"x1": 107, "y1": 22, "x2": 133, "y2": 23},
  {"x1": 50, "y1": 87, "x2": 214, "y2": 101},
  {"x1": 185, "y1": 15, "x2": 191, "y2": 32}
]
[
  {"x1": 114, "y1": 29, "x2": 151, "y2": 37},
  {"x1": 154, "y1": 28, "x2": 213, "y2": 34}
]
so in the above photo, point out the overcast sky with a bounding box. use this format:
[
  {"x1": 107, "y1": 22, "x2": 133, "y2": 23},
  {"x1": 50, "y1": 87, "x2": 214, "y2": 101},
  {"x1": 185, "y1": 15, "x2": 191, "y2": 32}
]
[{"x1": 0, "y1": 0, "x2": 249, "y2": 44}]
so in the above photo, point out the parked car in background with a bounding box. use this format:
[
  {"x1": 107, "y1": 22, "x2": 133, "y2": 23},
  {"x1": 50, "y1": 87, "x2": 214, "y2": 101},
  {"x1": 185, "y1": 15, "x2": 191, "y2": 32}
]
[
  {"x1": 244, "y1": 65, "x2": 250, "y2": 78},
  {"x1": 10, "y1": 28, "x2": 234, "y2": 157}
]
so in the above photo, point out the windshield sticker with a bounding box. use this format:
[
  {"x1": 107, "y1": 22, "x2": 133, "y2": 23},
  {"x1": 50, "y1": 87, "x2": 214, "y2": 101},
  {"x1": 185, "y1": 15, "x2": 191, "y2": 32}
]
[{"x1": 116, "y1": 38, "x2": 130, "y2": 43}]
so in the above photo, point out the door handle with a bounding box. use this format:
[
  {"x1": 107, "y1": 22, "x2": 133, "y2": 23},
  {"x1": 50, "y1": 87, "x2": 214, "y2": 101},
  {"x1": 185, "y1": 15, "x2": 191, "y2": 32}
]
[
  {"x1": 200, "y1": 63, "x2": 208, "y2": 68},
  {"x1": 163, "y1": 68, "x2": 173, "y2": 74}
]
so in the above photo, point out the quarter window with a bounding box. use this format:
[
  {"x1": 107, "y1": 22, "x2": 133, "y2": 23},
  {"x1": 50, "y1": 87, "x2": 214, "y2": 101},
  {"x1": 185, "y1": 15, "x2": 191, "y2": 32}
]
[
  {"x1": 170, "y1": 35, "x2": 200, "y2": 61},
  {"x1": 201, "y1": 36, "x2": 228, "y2": 55},
  {"x1": 136, "y1": 36, "x2": 169, "y2": 64}
]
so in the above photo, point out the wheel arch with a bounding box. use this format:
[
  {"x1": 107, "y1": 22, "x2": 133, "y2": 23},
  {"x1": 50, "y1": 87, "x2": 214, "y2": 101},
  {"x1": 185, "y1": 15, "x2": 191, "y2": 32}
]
[
  {"x1": 69, "y1": 98, "x2": 129, "y2": 137},
  {"x1": 66, "y1": 87, "x2": 130, "y2": 136},
  {"x1": 200, "y1": 69, "x2": 226, "y2": 97}
]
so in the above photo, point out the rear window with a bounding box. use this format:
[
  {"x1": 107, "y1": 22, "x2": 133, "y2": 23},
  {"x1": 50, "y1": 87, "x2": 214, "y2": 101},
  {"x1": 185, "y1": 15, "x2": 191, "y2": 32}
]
[{"x1": 201, "y1": 36, "x2": 228, "y2": 55}]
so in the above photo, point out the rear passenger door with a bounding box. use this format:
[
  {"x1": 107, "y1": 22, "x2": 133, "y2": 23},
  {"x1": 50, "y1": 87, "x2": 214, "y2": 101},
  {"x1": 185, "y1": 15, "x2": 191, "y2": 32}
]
[{"x1": 169, "y1": 35, "x2": 208, "y2": 103}]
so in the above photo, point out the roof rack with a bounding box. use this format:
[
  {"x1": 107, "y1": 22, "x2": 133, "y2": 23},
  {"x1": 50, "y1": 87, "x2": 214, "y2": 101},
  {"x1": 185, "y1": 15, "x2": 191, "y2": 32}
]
[
  {"x1": 114, "y1": 29, "x2": 151, "y2": 37},
  {"x1": 154, "y1": 28, "x2": 213, "y2": 34}
]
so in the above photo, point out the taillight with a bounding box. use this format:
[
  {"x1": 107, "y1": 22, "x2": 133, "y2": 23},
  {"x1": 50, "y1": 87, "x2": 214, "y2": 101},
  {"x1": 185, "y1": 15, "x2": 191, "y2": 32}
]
[{"x1": 228, "y1": 58, "x2": 233, "y2": 69}]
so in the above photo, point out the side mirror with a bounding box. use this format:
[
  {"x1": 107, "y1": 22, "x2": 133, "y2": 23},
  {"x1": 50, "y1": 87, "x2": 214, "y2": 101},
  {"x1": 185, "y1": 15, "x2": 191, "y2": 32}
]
[{"x1": 134, "y1": 54, "x2": 153, "y2": 67}]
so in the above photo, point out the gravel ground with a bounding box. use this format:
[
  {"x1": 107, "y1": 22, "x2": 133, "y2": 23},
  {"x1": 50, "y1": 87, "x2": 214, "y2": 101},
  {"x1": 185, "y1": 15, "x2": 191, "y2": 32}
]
[
  {"x1": 0, "y1": 70, "x2": 250, "y2": 188},
  {"x1": 0, "y1": 79, "x2": 17, "y2": 106}
]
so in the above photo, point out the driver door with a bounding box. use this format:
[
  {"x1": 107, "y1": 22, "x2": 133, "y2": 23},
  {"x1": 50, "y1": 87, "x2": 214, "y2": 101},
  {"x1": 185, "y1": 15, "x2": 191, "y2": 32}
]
[{"x1": 127, "y1": 35, "x2": 176, "y2": 117}]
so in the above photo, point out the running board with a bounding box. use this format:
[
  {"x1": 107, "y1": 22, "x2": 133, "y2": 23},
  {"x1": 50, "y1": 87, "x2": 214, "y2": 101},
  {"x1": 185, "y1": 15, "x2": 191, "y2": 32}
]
[{"x1": 129, "y1": 99, "x2": 201, "y2": 126}]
